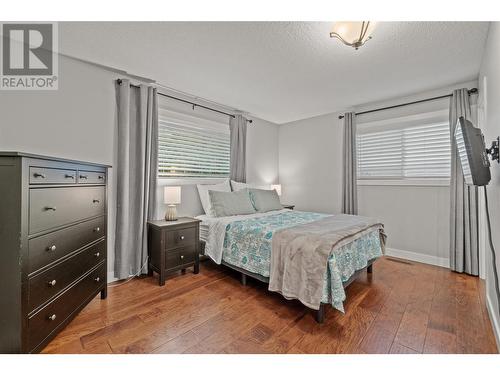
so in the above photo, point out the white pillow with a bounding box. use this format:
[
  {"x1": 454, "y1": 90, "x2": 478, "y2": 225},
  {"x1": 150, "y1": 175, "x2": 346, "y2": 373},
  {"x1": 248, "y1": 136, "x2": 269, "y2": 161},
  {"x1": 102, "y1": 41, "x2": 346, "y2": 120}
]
[
  {"x1": 197, "y1": 179, "x2": 231, "y2": 216},
  {"x1": 248, "y1": 188, "x2": 283, "y2": 213},
  {"x1": 231, "y1": 180, "x2": 271, "y2": 191},
  {"x1": 230, "y1": 180, "x2": 249, "y2": 191},
  {"x1": 208, "y1": 189, "x2": 256, "y2": 217}
]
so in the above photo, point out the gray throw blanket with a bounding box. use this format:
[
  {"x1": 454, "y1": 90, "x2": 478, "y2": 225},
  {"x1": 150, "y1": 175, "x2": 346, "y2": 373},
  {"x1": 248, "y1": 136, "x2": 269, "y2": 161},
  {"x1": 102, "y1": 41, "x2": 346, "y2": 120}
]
[{"x1": 268, "y1": 214, "x2": 386, "y2": 310}]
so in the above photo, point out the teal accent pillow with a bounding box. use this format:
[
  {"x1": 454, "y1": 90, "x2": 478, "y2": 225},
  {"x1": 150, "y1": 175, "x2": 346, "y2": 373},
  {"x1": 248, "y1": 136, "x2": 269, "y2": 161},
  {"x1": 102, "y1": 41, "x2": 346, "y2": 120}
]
[
  {"x1": 208, "y1": 189, "x2": 256, "y2": 217},
  {"x1": 248, "y1": 188, "x2": 283, "y2": 212}
]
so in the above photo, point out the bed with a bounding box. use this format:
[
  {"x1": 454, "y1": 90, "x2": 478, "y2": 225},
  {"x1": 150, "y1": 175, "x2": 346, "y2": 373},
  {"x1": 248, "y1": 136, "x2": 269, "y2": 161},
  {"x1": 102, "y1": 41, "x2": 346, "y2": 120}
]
[{"x1": 197, "y1": 208, "x2": 385, "y2": 323}]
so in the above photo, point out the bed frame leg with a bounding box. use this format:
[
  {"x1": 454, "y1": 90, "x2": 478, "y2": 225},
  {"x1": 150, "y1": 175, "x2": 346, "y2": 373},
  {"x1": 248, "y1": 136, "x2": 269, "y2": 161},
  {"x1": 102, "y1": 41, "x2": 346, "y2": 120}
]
[
  {"x1": 240, "y1": 273, "x2": 247, "y2": 286},
  {"x1": 315, "y1": 304, "x2": 325, "y2": 324},
  {"x1": 367, "y1": 264, "x2": 373, "y2": 274}
]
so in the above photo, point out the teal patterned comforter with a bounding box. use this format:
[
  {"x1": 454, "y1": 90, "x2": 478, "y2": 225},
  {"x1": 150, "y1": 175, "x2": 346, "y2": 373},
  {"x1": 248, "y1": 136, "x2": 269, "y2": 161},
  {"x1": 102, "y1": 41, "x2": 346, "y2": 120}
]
[{"x1": 221, "y1": 210, "x2": 383, "y2": 312}]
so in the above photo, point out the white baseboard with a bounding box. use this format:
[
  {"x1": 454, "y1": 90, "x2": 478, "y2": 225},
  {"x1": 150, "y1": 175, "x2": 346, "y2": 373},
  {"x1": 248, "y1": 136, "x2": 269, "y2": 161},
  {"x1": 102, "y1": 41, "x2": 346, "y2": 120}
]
[
  {"x1": 385, "y1": 247, "x2": 450, "y2": 268},
  {"x1": 107, "y1": 271, "x2": 146, "y2": 283},
  {"x1": 486, "y1": 294, "x2": 500, "y2": 352}
]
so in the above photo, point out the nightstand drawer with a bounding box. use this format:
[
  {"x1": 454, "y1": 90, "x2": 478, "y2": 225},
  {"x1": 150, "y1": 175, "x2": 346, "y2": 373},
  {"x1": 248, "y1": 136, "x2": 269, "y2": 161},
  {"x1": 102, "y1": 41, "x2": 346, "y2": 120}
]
[
  {"x1": 148, "y1": 217, "x2": 200, "y2": 286},
  {"x1": 165, "y1": 245, "x2": 196, "y2": 270},
  {"x1": 165, "y1": 227, "x2": 196, "y2": 249}
]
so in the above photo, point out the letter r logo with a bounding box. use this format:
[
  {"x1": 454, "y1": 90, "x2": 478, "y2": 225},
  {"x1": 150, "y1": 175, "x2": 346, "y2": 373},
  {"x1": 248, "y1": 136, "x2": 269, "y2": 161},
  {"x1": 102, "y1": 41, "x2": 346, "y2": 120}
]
[{"x1": 2, "y1": 23, "x2": 53, "y2": 75}]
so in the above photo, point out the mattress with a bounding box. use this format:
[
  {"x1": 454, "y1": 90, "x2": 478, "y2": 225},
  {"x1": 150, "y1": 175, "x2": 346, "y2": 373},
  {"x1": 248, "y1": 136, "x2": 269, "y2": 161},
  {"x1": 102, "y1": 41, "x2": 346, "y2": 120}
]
[
  {"x1": 196, "y1": 210, "x2": 383, "y2": 312},
  {"x1": 199, "y1": 220, "x2": 210, "y2": 242}
]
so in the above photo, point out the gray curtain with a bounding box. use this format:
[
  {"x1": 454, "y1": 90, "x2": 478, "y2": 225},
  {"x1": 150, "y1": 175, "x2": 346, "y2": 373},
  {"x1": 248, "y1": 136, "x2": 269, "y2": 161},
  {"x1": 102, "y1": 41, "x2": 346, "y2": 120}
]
[
  {"x1": 342, "y1": 112, "x2": 358, "y2": 214},
  {"x1": 115, "y1": 79, "x2": 158, "y2": 280},
  {"x1": 229, "y1": 114, "x2": 247, "y2": 183},
  {"x1": 450, "y1": 88, "x2": 479, "y2": 275}
]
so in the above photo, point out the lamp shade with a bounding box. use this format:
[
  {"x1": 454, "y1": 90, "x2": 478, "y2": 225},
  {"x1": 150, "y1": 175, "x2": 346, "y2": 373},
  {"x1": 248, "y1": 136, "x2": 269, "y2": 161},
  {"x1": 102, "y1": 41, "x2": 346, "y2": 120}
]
[
  {"x1": 330, "y1": 21, "x2": 376, "y2": 49},
  {"x1": 164, "y1": 186, "x2": 181, "y2": 204},
  {"x1": 271, "y1": 184, "x2": 282, "y2": 197}
]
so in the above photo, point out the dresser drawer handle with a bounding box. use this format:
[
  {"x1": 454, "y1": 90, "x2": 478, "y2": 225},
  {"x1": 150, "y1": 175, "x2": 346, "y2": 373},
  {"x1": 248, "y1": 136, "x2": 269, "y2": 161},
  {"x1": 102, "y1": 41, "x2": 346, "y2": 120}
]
[
  {"x1": 47, "y1": 245, "x2": 57, "y2": 252},
  {"x1": 179, "y1": 235, "x2": 185, "y2": 241},
  {"x1": 48, "y1": 279, "x2": 57, "y2": 287},
  {"x1": 98, "y1": 175, "x2": 104, "y2": 180},
  {"x1": 180, "y1": 255, "x2": 184, "y2": 260},
  {"x1": 45, "y1": 206, "x2": 57, "y2": 211},
  {"x1": 94, "y1": 252, "x2": 100, "y2": 258},
  {"x1": 65, "y1": 174, "x2": 75, "y2": 179},
  {"x1": 48, "y1": 314, "x2": 57, "y2": 321},
  {"x1": 80, "y1": 174, "x2": 88, "y2": 179},
  {"x1": 93, "y1": 199, "x2": 100, "y2": 204},
  {"x1": 33, "y1": 172, "x2": 46, "y2": 178},
  {"x1": 94, "y1": 227, "x2": 101, "y2": 233},
  {"x1": 94, "y1": 277, "x2": 100, "y2": 282}
]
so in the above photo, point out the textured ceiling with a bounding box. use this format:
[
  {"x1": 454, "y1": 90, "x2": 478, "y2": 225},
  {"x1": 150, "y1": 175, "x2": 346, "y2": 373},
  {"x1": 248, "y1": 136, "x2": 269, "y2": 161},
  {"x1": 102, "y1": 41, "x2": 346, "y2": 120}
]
[{"x1": 59, "y1": 22, "x2": 489, "y2": 124}]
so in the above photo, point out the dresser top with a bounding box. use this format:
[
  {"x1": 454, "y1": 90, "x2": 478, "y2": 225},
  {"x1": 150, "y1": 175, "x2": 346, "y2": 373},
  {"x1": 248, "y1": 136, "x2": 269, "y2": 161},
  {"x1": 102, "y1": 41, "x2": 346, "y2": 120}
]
[{"x1": 0, "y1": 151, "x2": 112, "y2": 168}]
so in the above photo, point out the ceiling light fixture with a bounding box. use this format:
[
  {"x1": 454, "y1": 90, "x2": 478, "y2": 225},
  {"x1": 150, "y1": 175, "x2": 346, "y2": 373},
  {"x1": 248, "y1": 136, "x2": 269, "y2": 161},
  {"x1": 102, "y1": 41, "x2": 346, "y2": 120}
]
[{"x1": 330, "y1": 21, "x2": 376, "y2": 50}]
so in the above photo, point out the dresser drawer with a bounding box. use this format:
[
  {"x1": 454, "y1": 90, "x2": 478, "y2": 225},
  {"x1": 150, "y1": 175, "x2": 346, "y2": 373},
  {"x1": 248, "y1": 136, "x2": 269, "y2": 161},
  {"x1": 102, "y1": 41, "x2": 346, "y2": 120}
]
[
  {"x1": 27, "y1": 262, "x2": 105, "y2": 352},
  {"x1": 28, "y1": 240, "x2": 105, "y2": 312},
  {"x1": 29, "y1": 167, "x2": 77, "y2": 185},
  {"x1": 28, "y1": 216, "x2": 105, "y2": 273},
  {"x1": 165, "y1": 245, "x2": 196, "y2": 270},
  {"x1": 165, "y1": 227, "x2": 197, "y2": 250},
  {"x1": 29, "y1": 186, "x2": 105, "y2": 234},
  {"x1": 78, "y1": 170, "x2": 106, "y2": 184}
]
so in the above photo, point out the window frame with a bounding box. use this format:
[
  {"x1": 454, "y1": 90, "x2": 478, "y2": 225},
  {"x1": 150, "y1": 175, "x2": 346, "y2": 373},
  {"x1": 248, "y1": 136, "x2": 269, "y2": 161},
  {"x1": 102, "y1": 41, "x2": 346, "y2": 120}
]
[
  {"x1": 355, "y1": 109, "x2": 452, "y2": 186},
  {"x1": 157, "y1": 106, "x2": 231, "y2": 181}
]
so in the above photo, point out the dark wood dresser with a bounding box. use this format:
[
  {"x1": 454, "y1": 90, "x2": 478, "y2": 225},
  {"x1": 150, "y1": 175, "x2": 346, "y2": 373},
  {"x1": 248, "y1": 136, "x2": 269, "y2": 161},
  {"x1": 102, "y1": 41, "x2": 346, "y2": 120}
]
[
  {"x1": 147, "y1": 217, "x2": 200, "y2": 286},
  {"x1": 0, "y1": 152, "x2": 109, "y2": 353}
]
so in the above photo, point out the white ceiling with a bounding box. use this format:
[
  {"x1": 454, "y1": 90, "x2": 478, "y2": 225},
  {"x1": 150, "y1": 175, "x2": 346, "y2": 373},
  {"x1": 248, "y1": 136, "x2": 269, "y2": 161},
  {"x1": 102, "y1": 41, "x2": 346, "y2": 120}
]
[{"x1": 59, "y1": 22, "x2": 490, "y2": 124}]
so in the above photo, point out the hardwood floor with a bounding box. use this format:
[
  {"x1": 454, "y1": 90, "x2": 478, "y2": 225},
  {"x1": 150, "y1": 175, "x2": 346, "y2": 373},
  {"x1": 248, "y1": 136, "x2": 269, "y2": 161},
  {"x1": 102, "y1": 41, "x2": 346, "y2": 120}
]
[{"x1": 42, "y1": 257, "x2": 498, "y2": 354}]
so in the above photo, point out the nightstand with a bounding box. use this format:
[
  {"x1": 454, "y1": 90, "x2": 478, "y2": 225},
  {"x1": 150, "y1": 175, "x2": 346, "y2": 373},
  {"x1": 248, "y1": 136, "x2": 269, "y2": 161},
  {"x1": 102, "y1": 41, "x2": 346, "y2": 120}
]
[
  {"x1": 147, "y1": 217, "x2": 201, "y2": 286},
  {"x1": 282, "y1": 204, "x2": 295, "y2": 210}
]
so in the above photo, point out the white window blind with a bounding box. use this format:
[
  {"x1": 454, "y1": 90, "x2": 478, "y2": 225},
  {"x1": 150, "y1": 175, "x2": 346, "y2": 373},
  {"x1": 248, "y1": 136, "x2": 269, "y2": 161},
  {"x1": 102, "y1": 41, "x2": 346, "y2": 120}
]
[
  {"x1": 158, "y1": 108, "x2": 230, "y2": 178},
  {"x1": 357, "y1": 121, "x2": 451, "y2": 179}
]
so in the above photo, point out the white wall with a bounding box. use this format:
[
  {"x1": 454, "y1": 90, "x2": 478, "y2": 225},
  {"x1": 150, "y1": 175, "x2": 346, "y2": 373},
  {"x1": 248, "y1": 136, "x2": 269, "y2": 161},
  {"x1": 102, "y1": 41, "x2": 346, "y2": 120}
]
[
  {"x1": 357, "y1": 184, "x2": 450, "y2": 265},
  {"x1": 479, "y1": 22, "x2": 500, "y2": 349},
  {"x1": 278, "y1": 112, "x2": 344, "y2": 213},
  {"x1": 0, "y1": 54, "x2": 280, "y2": 280},
  {"x1": 279, "y1": 81, "x2": 477, "y2": 266}
]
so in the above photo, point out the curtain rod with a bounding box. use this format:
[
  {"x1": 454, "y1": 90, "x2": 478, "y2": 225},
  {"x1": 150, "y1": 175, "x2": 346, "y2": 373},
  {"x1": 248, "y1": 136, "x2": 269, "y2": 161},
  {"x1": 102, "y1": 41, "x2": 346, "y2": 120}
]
[
  {"x1": 338, "y1": 88, "x2": 478, "y2": 120},
  {"x1": 116, "y1": 79, "x2": 253, "y2": 124}
]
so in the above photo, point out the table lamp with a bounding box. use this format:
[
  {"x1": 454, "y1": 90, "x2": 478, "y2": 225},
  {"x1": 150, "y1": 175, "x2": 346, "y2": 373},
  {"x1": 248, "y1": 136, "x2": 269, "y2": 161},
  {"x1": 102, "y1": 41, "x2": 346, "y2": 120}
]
[
  {"x1": 164, "y1": 186, "x2": 181, "y2": 221},
  {"x1": 271, "y1": 184, "x2": 282, "y2": 197}
]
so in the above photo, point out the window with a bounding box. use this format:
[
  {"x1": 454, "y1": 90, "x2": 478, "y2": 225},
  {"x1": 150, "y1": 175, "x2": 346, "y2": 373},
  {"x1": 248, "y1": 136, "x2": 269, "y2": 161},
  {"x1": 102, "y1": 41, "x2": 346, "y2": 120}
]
[
  {"x1": 357, "y1": 116, "x2": 451, "y2": 180},
  {"x1": 158, "y1": 107, "x2": 230, "y2": 179}
]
